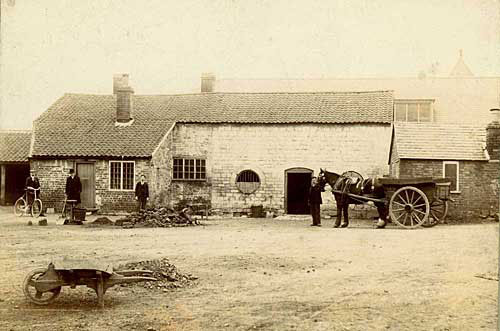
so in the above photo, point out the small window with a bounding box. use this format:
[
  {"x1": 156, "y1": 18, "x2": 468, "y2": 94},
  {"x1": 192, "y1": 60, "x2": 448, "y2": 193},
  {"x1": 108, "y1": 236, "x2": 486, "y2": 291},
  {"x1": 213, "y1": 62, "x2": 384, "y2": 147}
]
[
  {"x1": 394, "y1": 100, "x2": 434, "y2": 122},
  {"x1": 443, "y1": 161, "x2": 459, "y2": 193},
  {"x1": 173, "y1": 158, "x2": 206, "y2": 180},
  {"x1": 236, "y1": 170, "x2": 260, "y2": 194},
  {"x1": 109, "y1": 161, "x2": 135, "y2": 190}
]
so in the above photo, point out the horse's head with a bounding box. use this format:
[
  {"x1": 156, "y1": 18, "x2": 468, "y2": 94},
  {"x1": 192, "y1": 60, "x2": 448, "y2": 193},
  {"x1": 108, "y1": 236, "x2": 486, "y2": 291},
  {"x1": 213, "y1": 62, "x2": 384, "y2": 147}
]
[{"x1": 317, "y1": 169, "x2": 327, "y2": 189}]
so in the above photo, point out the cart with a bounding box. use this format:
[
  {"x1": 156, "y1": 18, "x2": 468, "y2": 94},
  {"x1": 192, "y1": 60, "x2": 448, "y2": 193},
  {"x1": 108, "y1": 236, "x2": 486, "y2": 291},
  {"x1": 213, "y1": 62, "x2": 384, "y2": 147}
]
[
  {"x1": 331, "y1": 173, "x2": 451, "y2": 229},
  {"x1": 23, "y1": 261, "x2": 157, "y2": 308}
]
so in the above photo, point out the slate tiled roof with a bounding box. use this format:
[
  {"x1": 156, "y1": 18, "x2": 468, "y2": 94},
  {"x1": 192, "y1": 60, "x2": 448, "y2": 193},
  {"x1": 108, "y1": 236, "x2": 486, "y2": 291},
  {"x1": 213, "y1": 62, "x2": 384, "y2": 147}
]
[
  {"x1": 0, "y1": 130, "x2": 32, "y2": 162},
  {"x1": 392, "y1": 122, "x2": 488, "y2": 161},
  {"x1": 32, "y1": 91, "x2": 393, "y2": 158}
]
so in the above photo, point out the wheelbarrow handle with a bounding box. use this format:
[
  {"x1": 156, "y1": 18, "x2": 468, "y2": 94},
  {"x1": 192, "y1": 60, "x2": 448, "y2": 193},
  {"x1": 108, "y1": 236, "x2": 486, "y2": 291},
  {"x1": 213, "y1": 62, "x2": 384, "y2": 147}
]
[
  {"x1": 114, "y1": 269, "x2": 154, "y2": 276},
  {"x1": 107, "y1": 275, "x2": 157, "y2": 287}
]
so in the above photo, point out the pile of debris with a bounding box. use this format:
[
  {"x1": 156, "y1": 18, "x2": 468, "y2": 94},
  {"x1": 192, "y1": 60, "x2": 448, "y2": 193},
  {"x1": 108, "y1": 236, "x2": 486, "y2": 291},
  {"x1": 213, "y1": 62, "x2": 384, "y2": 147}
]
[
  {"x1": 115, "y1": 207, "x2": 200, "y2": 228},
  {"x1": 117, "y1": 258, "x2": 198, "y2": 290}
]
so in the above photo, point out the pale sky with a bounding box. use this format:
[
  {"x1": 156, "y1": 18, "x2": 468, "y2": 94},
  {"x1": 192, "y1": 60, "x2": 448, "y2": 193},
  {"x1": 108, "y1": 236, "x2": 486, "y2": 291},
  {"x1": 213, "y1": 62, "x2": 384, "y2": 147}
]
[{"x1": 1, "y1": 0, "x2": 499, "y2": 129}]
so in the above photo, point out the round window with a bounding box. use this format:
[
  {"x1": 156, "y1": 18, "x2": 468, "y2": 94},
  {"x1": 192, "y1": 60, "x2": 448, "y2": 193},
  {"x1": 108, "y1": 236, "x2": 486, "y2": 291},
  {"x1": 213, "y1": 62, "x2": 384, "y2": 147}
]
[{"x1": 236, "y1": 170, "x2": 261, "y2": 194}]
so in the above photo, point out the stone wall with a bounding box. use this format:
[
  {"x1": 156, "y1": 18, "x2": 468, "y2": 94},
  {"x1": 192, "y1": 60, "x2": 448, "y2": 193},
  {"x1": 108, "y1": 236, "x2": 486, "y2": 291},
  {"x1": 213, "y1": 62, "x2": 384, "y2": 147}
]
[
  {"x1": 158, "y1": 123, "x2": 392, "y2": 214},
  {"x1": 399, "y1": 159, "x2": 499, "y2": 220}
]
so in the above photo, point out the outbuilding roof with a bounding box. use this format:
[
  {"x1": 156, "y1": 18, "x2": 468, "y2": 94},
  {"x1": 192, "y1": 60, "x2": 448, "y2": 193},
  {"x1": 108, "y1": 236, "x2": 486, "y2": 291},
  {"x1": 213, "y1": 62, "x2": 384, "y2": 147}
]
[
  {"x1": 391, "y1": 122, "x2": 488, "y2": 161},
  {"x1": 32, "y1": 90, "x2": 393, "y2": 158},
  {"x1": 0, "y1": 130, "x2": 32, "y2": 163}
]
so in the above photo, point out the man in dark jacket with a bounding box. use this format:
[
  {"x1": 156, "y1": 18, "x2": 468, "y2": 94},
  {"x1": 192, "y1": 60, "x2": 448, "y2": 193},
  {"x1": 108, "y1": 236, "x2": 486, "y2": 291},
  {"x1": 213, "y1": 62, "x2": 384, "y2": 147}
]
[
  {"x1": 65, "y1": 169, "x2": 82, "y2": 205},
  {"x1": 135, "y1": 175, "x2": 149, "y2": 211},
  {"x1": 308, "y1": 176, "x2": 323, "y2": 226},
  {"x1": 25, "y1": 169, "x2": 40, "y2": 207}
]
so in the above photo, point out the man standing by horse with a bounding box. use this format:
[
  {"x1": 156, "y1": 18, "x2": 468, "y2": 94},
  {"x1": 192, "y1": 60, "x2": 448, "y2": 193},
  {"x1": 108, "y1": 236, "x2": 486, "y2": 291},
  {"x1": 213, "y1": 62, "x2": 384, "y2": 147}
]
[{"x1": 308, "y1": 176, "x2": 324, "y2": 226}]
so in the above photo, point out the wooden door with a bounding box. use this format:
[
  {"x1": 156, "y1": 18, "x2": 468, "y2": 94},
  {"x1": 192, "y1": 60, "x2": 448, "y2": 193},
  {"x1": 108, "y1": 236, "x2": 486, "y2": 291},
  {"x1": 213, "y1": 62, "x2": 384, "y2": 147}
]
[{"x1": 77, "y1": 163, "x2": 95, "y2": 209}]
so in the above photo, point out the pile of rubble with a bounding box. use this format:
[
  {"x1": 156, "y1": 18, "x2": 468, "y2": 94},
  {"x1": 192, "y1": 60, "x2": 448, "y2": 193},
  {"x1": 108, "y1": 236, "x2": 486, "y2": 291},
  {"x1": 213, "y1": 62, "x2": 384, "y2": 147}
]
[
  {"x1": 115, "y1": 207, "x2": 200, "y2": 228},
  {"x1": 117, "y1": 258, "x2": 197, "y2": 290}
]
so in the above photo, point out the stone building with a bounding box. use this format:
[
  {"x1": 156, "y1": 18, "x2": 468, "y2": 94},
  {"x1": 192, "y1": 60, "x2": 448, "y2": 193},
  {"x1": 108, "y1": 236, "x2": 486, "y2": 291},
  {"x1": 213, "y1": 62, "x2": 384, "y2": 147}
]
[
  {"x1": 31, "y1": 75, "x2": 394, "y2": 214},
  {"x1": 0, "y1": 130, "x2": 31, "y2": 205},
  {"x1": 388, "y1": 111, "x2": 500, "y2": 220},
  {"x1": 210, "y1": 52, "x2": 500, "y2": 127}
]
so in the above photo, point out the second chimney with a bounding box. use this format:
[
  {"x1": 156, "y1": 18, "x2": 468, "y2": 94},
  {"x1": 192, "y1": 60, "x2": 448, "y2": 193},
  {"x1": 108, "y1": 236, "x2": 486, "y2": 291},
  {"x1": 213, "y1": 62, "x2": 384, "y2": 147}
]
[
  {"x1": 113, "y1": 74, "x2": 134, "y2": 123},
  {"x1": 486, "y1": 108, "x2": 500, "y2": 160},
  {"x1": 201, "y1": 73, "x2": 215, "y2": 93}
]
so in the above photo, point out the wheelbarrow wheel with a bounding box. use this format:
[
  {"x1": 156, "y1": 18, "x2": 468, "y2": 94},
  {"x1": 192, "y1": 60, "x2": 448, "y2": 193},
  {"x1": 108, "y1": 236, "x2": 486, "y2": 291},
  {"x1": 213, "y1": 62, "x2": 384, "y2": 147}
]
[{"x1": 23, "y1": 268, "x2": 61, "y2": 305}]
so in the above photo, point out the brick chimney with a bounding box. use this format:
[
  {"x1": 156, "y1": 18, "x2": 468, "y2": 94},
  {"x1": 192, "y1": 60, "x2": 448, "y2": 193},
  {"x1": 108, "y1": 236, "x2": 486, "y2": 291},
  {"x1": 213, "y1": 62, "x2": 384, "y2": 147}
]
[
  {"x1": 201, "y1": 73, "x2": 215, "y2": 93},
  {"x1": 113, "y1": 74, "x2": 134, "y2": 123},
  {"x1": 486, "y1": 108, "x2": 500, "y2": 160}
]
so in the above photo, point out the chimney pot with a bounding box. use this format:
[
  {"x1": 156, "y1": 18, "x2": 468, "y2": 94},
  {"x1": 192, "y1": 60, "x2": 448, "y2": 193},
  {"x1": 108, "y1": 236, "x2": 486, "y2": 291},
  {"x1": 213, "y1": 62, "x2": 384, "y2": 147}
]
[
  {"x1": 201, "y1": 73, "x2": 215, "y2": 93},
  {"x1": 489, "y1": 108, "x2": 500, "y2": 123},
  {"x1": 113, "y1": 74, "x2": 130, "y2": 95}
]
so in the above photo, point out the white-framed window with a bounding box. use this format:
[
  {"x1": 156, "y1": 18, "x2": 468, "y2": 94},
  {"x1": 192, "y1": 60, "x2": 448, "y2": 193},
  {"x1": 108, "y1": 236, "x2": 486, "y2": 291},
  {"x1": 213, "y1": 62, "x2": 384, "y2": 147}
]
[
  {"x1": 109, "y1": 161, "x2": 135, "y2": 190},
  {"x1": 394, "y1": 100, "x2": 434, "y2": 122},
  {"x1": 173, "y1": 158, "x2": 206, "y2": 180},
  {"x1": 236, "y1": 169, "x2": 261, "y2": 194},
  {"x1": 443, "y1": 161, "x2": 460, "y2": 193}
]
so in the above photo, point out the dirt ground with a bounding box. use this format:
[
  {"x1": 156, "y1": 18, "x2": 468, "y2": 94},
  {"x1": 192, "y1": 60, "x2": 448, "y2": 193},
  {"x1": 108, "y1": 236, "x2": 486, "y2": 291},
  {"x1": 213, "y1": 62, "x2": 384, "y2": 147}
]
[{"x1": 0, "y1": 207, "x2": 498, "y2": 331}]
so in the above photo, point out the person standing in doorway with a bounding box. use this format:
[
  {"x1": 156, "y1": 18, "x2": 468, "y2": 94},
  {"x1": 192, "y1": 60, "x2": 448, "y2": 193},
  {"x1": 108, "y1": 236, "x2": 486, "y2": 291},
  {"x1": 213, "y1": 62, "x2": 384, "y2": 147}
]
[
  {"x1": 135, "y1": 175, "x2": 149, "y2": 211},
  {"x1": 65, "y1": 168, "x2": 82, "y2": 205},
  {"x1": 308, "y1": 176, "x2": 323, "y2": 226}
]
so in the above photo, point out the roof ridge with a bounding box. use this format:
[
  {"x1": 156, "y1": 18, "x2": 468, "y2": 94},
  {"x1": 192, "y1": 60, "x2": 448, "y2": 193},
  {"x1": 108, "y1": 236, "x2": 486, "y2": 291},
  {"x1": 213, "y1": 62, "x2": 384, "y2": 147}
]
[{"x1": 63, "y1": 90, "x2": 394, "y2": 97}]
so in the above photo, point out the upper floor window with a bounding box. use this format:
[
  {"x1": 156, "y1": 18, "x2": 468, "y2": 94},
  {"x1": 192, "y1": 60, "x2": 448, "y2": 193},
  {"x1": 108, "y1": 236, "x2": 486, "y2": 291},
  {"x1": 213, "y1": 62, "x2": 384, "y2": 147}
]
[
  {"x1": 394, "y1": 100, "x2": 434, "y2": 122},
  {"x1": 110, "y1": 161, "x2": 135, "y2": 190},
  {"x1": 173, "y1": 158, "x2": 206, "y2": 180}
]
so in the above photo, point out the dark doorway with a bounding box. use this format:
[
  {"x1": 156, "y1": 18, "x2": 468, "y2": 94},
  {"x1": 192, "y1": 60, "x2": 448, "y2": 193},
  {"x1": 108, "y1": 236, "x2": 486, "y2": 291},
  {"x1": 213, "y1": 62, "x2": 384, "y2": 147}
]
[
  {"x1": 285, "y1": 168, "x2": 313, "y2": 214},
  {"x1": 2, "y1": 164, "x2": 29, "y2": 205}
]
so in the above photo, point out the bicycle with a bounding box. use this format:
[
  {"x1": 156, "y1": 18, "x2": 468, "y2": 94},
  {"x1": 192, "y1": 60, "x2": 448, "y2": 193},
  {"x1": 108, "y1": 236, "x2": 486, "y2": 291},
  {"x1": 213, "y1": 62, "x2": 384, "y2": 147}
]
[{"x1": 14, "y1": 187, "x2": 43, "y2": 218}]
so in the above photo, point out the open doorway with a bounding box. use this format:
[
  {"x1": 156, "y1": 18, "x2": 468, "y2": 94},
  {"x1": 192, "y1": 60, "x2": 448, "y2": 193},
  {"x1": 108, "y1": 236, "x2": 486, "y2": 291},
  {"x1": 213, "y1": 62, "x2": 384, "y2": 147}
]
[{"x1": 285, "y1": 168, "x2": 313, "y2": 214}]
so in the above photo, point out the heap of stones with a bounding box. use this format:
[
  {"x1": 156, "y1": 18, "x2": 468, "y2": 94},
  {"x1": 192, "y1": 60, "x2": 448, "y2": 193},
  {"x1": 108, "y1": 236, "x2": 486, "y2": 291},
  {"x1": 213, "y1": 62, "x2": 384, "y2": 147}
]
[
  {"x1": 117, "y1": 258, "x2": 198, "y2": 290},
  {"x1": 115, "y1": 207, "x2": 199, "y2": 228}
]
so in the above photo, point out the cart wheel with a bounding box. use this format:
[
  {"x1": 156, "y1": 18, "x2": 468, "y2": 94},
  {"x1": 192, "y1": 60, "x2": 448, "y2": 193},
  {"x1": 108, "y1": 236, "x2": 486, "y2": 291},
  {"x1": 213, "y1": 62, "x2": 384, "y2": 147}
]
[
  {"x1": 14, "y1": 198, "x2": 27, "y2": 217},
  {"x1": 23, "y1": 268, "x2": 61, "y2": 305},
  {"x1": 389, "y1": 186, "x2": 429, "y2": 229},
  {"x1": 423, "y1": 199, "x2": 449, "y2": 227},
  {"x1": 31, "y1": 200, "x2": 42, "y2": 218}
]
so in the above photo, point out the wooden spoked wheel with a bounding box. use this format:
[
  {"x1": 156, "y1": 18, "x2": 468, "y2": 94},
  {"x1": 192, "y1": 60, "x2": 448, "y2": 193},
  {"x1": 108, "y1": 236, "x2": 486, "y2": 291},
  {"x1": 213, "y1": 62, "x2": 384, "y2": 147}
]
[
  {"x1": 389, "y1": 186, "x2": 429, "y2": 229},
  {"x1": 23, "y1": 268, "x2": 61, "y2": 305},
  {"x1": 422, "y1": 199, "x2": 449, "y2": 227}
]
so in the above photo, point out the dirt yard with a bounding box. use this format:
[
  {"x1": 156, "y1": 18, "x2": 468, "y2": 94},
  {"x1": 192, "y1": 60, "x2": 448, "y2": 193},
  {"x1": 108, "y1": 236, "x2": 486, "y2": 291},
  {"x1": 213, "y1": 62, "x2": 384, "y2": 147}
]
[{"x1": 0, "y1": 207, "x2": 498, "y2": 331}]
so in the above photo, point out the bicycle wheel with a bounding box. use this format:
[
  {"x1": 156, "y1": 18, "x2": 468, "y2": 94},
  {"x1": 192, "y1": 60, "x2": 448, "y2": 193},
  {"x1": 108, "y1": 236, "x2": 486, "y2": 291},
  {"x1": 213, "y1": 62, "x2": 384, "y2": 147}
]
[
  {"x1": 14, "y1": 198, "x2": 27, "y2": 217},
  {"x1": 31, "y1": 200, "x2": 42, "y2": 218}
]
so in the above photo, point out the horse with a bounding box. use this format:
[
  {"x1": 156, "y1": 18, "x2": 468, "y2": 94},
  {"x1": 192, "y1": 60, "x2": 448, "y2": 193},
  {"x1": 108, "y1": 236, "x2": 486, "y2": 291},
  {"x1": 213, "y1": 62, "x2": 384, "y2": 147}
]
[{"x1": 318, "y1": 168, "x2": 389, "y2": 228}]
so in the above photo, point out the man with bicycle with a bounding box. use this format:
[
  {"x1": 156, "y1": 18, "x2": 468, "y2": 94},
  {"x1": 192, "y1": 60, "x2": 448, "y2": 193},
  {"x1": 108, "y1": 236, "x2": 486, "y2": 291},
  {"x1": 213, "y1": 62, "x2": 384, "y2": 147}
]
[{"x1": 25, "y1": 169, "x2": 40, "y2": 208}]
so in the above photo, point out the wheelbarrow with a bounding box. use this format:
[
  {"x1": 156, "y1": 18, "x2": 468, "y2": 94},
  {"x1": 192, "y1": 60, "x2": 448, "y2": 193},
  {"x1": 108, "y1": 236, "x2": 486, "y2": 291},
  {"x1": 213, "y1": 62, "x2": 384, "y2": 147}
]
[{"x1": 23, "y1": 261, "x2": 157, "y2": 308}]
